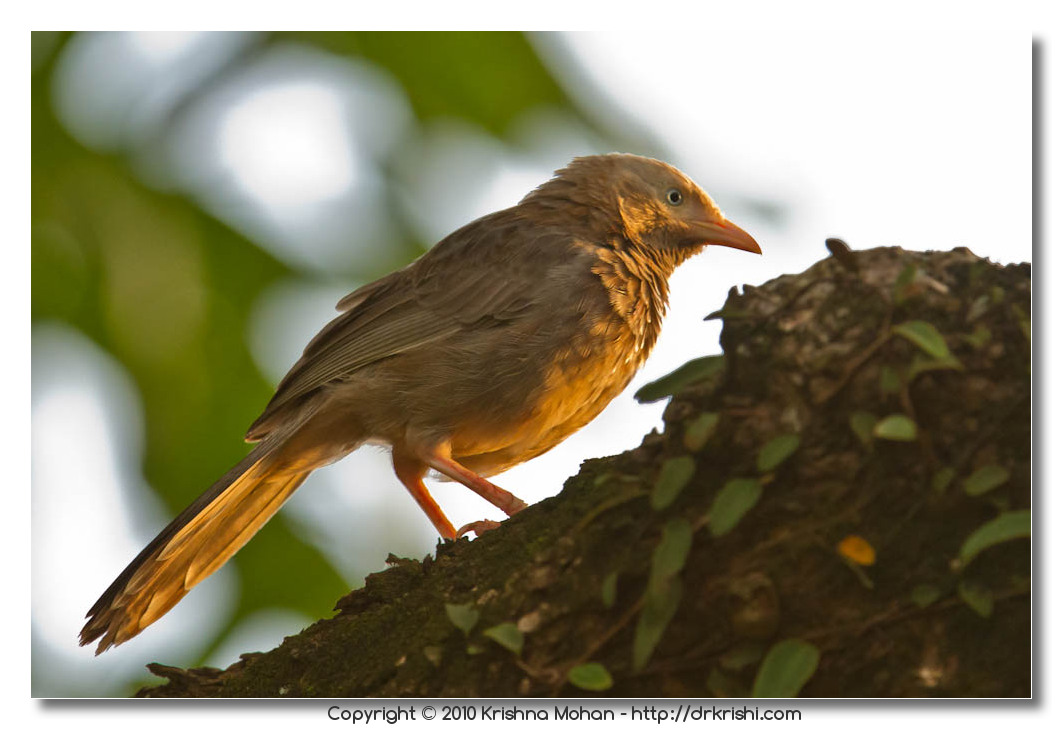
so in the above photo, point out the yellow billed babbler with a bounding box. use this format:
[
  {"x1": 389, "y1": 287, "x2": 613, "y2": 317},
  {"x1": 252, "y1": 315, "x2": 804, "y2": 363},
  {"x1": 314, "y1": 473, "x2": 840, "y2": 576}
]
[{"x1": 80, "y1": 153, "x2": 761, "y2": 653}]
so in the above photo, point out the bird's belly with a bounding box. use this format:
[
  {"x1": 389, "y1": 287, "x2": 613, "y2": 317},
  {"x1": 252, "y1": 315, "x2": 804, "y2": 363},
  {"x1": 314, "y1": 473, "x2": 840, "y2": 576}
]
[{"x1": 449, "y1": 333, "x2": 645, "y2": 475}]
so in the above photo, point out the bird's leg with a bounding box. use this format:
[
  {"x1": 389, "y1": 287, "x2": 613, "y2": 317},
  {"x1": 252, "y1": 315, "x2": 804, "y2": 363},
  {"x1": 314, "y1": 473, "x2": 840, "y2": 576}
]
[
  {"x1": 423, "y1": 444, "x2": 528, "y2": 516},
  {"x1": 392, "y1": 452, "x2": 457, "y2": 540}
]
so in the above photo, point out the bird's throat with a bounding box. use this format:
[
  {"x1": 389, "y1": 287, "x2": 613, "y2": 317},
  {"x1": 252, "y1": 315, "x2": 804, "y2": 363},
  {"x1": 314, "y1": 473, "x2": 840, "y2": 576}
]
[{"x1": 592, "y1": 244, "x2": 672, "y2": 355}]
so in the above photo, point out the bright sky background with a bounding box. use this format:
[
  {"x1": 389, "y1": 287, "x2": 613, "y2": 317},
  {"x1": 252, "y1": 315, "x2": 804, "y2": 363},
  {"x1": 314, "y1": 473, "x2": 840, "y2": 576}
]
[{"x1": 9, "y1": 5, "x2": 1053, "y2": 721}]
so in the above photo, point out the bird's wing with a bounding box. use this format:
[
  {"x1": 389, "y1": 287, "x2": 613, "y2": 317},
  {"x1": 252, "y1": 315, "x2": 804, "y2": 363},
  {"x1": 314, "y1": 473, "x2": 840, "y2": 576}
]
[{"x1": 246, "y1": 210, "x2": 569, "y2": 439}]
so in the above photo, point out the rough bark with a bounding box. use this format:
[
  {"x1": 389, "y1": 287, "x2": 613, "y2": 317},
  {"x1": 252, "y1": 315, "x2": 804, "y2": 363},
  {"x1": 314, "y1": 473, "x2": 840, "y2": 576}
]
[{"x1": 138, "y1": 244, "x2": 1031, "y2": 698}]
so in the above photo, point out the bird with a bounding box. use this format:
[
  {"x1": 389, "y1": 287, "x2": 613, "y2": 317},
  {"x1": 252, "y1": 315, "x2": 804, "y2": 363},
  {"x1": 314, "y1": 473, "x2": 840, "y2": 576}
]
[{"x1": 79, "y1": 153, "x2": 761, "y2": 654}]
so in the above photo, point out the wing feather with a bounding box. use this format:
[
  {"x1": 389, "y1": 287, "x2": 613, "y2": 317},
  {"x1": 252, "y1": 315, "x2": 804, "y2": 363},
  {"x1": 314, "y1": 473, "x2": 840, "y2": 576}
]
[{"x1": 247, "y1": 209, "x2": 572, "y2": 438}]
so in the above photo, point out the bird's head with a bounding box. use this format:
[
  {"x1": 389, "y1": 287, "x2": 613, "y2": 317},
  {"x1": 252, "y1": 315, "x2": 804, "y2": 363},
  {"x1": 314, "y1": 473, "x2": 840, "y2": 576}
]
[{"x1": 532, "y1": 154, "x2": 761, "y2": 259}]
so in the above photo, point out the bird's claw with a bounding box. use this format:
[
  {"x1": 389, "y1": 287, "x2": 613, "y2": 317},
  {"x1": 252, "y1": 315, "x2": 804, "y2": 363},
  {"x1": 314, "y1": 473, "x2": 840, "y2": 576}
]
[{"x1": 456, "y1": 519, "x2": 503, "y2": 538}]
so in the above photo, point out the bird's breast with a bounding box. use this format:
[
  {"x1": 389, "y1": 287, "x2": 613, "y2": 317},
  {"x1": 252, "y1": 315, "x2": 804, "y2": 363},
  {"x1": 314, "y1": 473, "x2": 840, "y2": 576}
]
[
  {"x1": 449, "y1": 307, "x2": 655, "y2": 474},
  {"x1": 447, "y1": 241, "x2": 671, "y2": 474}
]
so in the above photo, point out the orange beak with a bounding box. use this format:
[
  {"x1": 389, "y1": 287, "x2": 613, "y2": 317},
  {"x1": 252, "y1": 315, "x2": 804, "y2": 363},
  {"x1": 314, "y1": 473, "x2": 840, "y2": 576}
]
[{"x1": 687, "y1": 219, "x2": 762, "y2": 254}]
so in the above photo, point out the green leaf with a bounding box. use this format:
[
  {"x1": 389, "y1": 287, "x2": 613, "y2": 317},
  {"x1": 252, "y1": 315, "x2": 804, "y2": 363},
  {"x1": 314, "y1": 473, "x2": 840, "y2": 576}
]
[
  {"x1": 757, "y1": 434, "x2": 801, "y2": 472},
  {"x1": 632, "y1": 578, "x2": 683, "y2": 671},
  {"x1": 893, "y1": 263, "x2": 919, "y2": 303},
  {"x1": 893, "y1": 320, "x2": 953, "y2": 360},
  {"x1": 960, "y1": 324, "x2": 992, "y2": 349},
  {"x1": 963, "y1": 465, "x2": 1010, "y2": 496},
  {"x1": 444, "y1": 602, "x2": 480, "y2": 636},
  {"x1": 635, "y1": 356, "x2": 725, "y2": 403},
  {"x1": 879, "y1": 365, "x2": 902, "y2": 394},
  {"x1": 873, "y1": 414, "x2": 918, "y2": 441},
  {"x1": 568, "y1": 662, "x2": 614, "y2": 691},
  {"x1": 482, "y1": 622, "x2": 523, "y2": 655},
  {"x1": 907, "y1": 354, "x2": 964, "y2": 380},
  {"x1": 967, "y1": 294, "x2": 991, "y2": 323},
  {"x1": 708, "y1": 479, "x2": 763, "y2": 537},
  {"x1": 849, "y1": 411, "x2": 877, "y2": 446},
  {"x1": 958, "y1": 581, "x2": 994, "y2": 618},
  {"x1": 601, "y1": 571, "x2": 619, "y2": 609},
  {"x1": 751, "y1": 639, "x2": 821, "y2": 698},
  {"x1": 958, "y1": 510, "x2": 1031, "y2": 567},
  {"x1": 931, "y1": 467, "x2": 956, "y2": 494},
  {"x1": 651, "y1": 456, "x2": 697, "y2": 510},
  {"x1": 650, "y1": 519, "x2": 694, "y2": 588},
  {"x1": 718, "y1": 642, "x2": 766, "y2": 672},
  {"x1": 683, "y1": 412, "x2": 720, "y2": 452},
  {"x1": 910, "y1": 584, "x2": 943, "y2": 608}
]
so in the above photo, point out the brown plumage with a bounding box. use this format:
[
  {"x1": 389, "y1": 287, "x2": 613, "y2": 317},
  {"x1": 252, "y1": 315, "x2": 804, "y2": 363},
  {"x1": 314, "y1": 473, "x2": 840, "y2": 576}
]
[{"x1": 80, "y1": 153, "x2": 760, "y2": 653}]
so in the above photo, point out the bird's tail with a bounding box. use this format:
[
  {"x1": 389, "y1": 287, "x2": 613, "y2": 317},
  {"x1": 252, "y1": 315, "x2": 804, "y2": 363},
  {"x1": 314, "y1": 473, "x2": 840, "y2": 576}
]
[{"x1": 79, "y1": 441, "x2": 311, "y2": 654}]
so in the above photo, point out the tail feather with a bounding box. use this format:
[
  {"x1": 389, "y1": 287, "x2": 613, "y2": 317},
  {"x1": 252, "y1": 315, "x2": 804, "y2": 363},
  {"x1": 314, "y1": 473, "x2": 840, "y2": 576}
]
[{"x1": 79, "y1": 444, "x2": 310, "y2": 654}]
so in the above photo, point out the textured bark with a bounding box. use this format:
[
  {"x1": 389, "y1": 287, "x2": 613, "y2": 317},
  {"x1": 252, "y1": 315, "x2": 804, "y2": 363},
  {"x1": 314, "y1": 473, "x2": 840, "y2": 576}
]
[{"x1": 138, "y1": 245, "x2": 1031, "y2": 698}]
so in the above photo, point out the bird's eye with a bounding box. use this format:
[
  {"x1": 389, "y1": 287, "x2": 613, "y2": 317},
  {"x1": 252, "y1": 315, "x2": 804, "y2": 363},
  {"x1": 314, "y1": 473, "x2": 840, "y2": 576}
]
[{"x1": 666, "y1": 189, "x2": 683, "y2": 206}]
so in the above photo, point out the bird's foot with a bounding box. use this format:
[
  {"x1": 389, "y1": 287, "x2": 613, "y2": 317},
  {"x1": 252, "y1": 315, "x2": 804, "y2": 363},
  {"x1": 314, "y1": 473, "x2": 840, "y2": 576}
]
[{"x1": 456, "y1": 519, "x2": 503, "y2": 538}]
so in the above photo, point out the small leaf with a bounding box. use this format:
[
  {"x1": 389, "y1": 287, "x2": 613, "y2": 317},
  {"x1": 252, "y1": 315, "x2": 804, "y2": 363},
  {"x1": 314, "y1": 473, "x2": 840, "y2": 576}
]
[
  {"x1": 893, "y1": 320, "x2": 953, "y2": 360},
  {"x1": 751, "y1": 639, "x2": 821, "y2": 698},
  {"x1": 958, "y1": 510, "x2": 1031, "y2": 567},
  {"x1": 718, "y1": 642, "x2": 766, "y2": 672},
  {"x1": 879, "y1": 365, "x2": 902, "y2": 394},
  {"x1": 910, "y1": 584, "x2": 943, "y2": 608},
  {"x1": 444, "y1": 602, "x2": 480, "y2": 636},
  {"x1": 873, "y1": 414, "x2": 918, "y2": 441},
  {"x1": 907, "y1": 354, "x2": 964, "y2": 380},
  {"x1": 651, "y1": 456, "x2": 697, "y2": 510},
  {"x1": 650, "y1": 519, "x2": 694, "y2": 588},
  {"x1": 931, "y1": 467, "x2": 956, "y2": 494},
  {"x1": 958, "y1": 581, "x2": 994, "y2": 618},
  {"x1": 635, "y1": 356, "x2": 725, "y2": 403},
  {"x1": 683, "y1": 412, "x2": 720, "y2": 452},
  {"x1": 482, "y1": 622, "x2": 524, "y2": 655},
  {"x1": 963, "y1": 465, "x2": 1010, "y2": 496},
  {"x1": 967, "y1": 294, "x2": 991, "y2": 323},
  {"x1": 849, "y1": 411, "x2": 877, "y2": 446},
  {"x1": 632, "y1": 578, "x2": 683, "y2": 671},
  {"x1": 893, "y1": 263, "x2": 919, "y2": 303},
  {"x1": 708, "y1": 479, "x2": 763, "y2": 537},
  {"x1": 960, "y1": 324, "x2": 992, "y2": 349},
  {"x1": 568, "y1": 662, "x2": 614, "y2": 691},
  {"x1": 757, "y1": 434, "x2": 801, "y2": 472},
  {"x1": 836, "y1": 535, "x2": 876, "y2": 566},
  {"x1": 601, "y1": 571, "x2": 619, "y2": 609}
]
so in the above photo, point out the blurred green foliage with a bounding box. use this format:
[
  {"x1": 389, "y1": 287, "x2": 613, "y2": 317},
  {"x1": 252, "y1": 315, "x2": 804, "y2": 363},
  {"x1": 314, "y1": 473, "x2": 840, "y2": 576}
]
[
  {"x1": 31, "y1": 31, "x2": 624, "y2": 678},
  {"x1": 295, "y1": 31, "x2": 572, "y2": 134}
]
